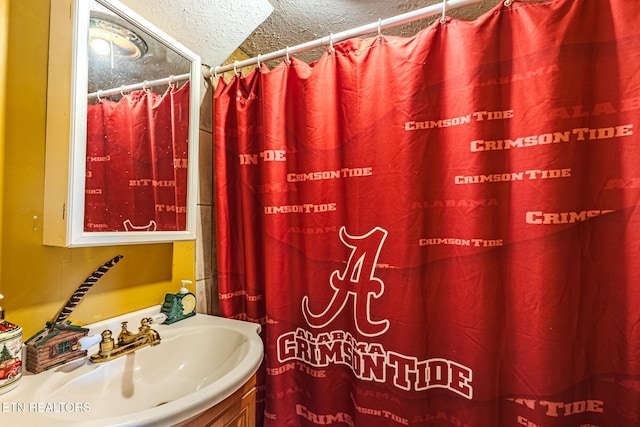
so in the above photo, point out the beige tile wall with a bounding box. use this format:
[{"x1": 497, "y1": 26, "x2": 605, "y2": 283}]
[{"x1": 196, "y1": 81, "x2": 216, "y2": 314}]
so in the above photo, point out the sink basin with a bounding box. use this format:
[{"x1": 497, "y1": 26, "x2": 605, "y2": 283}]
[{"x1": 0, "y1": 307, "x2": 263, "y2": 426}]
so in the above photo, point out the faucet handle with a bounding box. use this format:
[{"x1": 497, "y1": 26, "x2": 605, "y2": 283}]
[{"x1": 139, "y1": 317, "x2": 152, "y2": 332}]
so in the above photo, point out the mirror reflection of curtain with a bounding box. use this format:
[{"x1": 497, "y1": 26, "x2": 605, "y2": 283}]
[{"x1": 85, "y1": 81, "x2": 190, "y2": 232}]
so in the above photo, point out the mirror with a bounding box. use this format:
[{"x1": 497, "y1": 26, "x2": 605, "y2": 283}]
[{"x1": 43, "y1": 0, "x2": 200, "y2": 247}]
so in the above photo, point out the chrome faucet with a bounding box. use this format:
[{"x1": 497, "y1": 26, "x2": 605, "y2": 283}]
[{"x1": 90, "y1": 317, "x2": 160, "y2": 363}]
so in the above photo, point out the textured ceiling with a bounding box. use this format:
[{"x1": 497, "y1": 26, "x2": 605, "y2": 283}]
[
  {"x1": 118, "y1": 0, "x2": 273, "y2": 67},
  {"x1": 115, "y1": 0, "x2": 505, "y2": 69},
  {"x1": 239, "y1": 0, "x2": 503, "y2": 66}
]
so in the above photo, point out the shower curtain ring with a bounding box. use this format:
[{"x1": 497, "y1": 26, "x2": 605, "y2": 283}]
[
  {"x1": 377, "y1": 18, "x2": 383, "y2": 40},
  {"x1": 168, "y1": 75, "x2": 175, "y2": 88},
  {"x1": 234, "y1": 61, "x2": 241, "y2": 77},
  {"x1": 440, "y1": 0, "x2": 448, "y2": 24},
  {"x1": 120, "y1": 85, "x2": 126, "y2": 97},
  {"x1": 212, "y1": 66, "x2": 220, "y2": 79},
  {"x1": 329, "y1": 33, "x2": 335, "y2": 53},
  {"x1": 504, "y1": 0, "x2": 513, "y2": 6},
  {"x1": 285, "y1": 46, "x2": 291, "y2": 65},
  {"x1": 257, "y1": 54, "x2": 262, "y2": 71},
  {"x1": 96, "y1": 89, "x2": 103, "y2": 102},
  {"x1": 142, "y1": 80, "x2": 150, "y2": 92}
]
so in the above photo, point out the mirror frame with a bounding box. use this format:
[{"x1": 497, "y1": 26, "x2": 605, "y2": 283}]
[{"x1": 44, "y1": 0, "x2": 201, "y2": 247}]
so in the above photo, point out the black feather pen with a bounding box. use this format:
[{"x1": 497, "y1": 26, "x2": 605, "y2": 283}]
[{"x1": 49, "y1": 254, "x2": 124, "y2": 331}]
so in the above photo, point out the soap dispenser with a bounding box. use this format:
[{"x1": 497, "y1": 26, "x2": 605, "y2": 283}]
[
  {"x1": 0, "y1": 294, "x2": 23, "y2": 395},
  {"x1": 160, "y1": 280, "x2": 196, "y2": 324}
]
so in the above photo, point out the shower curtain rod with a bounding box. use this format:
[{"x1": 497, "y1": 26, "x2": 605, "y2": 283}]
[
  {"x1": 87, "y1": 72, "x2": 190, "y2": 100},
  {"x1": 205, "y1": 0, "x2": 493, "y2": 78}
]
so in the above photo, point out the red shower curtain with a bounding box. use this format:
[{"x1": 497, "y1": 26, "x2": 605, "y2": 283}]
[
  {"x1": 85, "y1": 81, "x2": 190, "y2": 232},
  {"x1": 214, "y1": 1, "x2": 640, "y2": 425}
]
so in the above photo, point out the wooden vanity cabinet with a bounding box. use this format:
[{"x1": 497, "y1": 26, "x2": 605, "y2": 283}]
[{"x1": 183, "y1": 375, "x2": 256, "y2": 427}]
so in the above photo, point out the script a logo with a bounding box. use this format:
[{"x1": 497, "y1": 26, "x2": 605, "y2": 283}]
[{"x1": 302, "y1": 226, "x2": 390, "y2": 337}]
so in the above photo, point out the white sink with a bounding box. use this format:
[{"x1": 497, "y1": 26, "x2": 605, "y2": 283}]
[{"x1": 0, "y1": 307, "x2": 263, "y2": 426}]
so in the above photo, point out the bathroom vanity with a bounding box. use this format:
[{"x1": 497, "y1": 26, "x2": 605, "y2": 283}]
[
  {"x1": 0, "y1": 307, "x2": 263, "y2": 426},
  {"x1": 183, "y1": 374, "x2": 256, "y2": 427}
]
